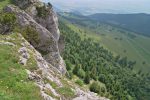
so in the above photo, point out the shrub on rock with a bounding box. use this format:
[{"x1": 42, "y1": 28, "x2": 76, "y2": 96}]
[{"x1": 0, "y1": 12, "x2": 16, "y2": 34}]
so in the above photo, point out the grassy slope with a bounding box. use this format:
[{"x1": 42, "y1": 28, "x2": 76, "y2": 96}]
[
  {"x1": 0, "y1": 1, "x2": 43, "y2": 99},
  {"x1": 60, "y1": 16, "x2": 150, "y2": 73},
  {"x1": 0, "y1": 33, "x2": 42, "y2": 100},
  {"x1": 97, "y1": 27, "x2": 150, "y2": 73},
  {"x1": 0, "y1": 3, "x2": 76, "y2": 99}
]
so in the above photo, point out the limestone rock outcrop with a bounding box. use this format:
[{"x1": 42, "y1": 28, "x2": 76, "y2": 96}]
[
  {"x1": 14, "y1": 0, "x2": 60, "y2": 41},
  {"x1": 4, "y1": 0, "x2": 66, "y2": 74}
]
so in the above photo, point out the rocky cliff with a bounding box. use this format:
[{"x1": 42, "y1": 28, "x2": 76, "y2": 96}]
[
  {"x1": 4, "y1": 0, "x2": 66, "y2": 74},
  {"x1": 0, "y1": 0, "x2": 109, "y2": 100}
]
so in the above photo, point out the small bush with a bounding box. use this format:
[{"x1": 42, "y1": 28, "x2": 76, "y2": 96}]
[
  {"x1": 36, "y1": 5, "x2": 48, "y2": 18},
  {"x1": 90, "y1": 81, "x2": 100, "y2": 94},
  {"x1": 75, "y1": 79, "x2": 84, "y2": 86},
  {"x1": 0, "y1": 12, "x2": 16, "y2": 34},
  {"x1": 84, "y1": 72, "x2": 90, "y2": 84},
  {"x1": 77, "y1": 69, "x2": 85, "y2": 79},
  {"x1": 73, "y1": 65, "x2": 79, "y2": 75},
  {"x1": 65, "y1": 60, "x2": 72, "y2": 71},
  {"x1": 98, "y1": 74, "x2": 106, "y2": 83},
  {"x1": 22, "y1": 26, "x2": 40, "y2": 45},
  {"x1": 66, "y1": 71, "x2": 73, "y2": 79}
]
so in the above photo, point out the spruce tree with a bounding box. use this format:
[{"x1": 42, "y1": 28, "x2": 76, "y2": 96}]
[{"x1": 84, "y1": 72, "x2": 90, "y2": 84}]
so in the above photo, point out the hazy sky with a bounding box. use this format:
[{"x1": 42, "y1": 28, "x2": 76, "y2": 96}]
[{"x1": 42, "y1": 0, "x2": 150, "y2": 14}]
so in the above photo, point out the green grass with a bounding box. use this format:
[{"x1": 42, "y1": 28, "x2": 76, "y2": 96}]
[
  {"x1": 96, "y1": 28, "x2": 150, "y2": 73},
  {"x1": 60, "y1": 16, "x2": 150, "y2": 73},
  {"x1": 56, "y1": 87, "x2": 75, "y2": 98},
  {"x1": 0, "y1": 33, "x2": 42, "y2": 100},
  {"x1": 43, "y1": 78, "x2": 58, "y2": 89},
  {"x1": 75, "y1": 79, "x2": 84, "y2": 86},
  {"x1": 0, "y1": 0, "x2": 11, "y2": 10}
]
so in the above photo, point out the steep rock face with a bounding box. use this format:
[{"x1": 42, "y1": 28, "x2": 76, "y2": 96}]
[
  {"x1": 14, "y1": 0, "x2": 60, "y2": 41},
  {"x1": 29, "y1": 5, "x2": 60, "y2": 41},
  {"x1": 4, "y1": 3, "x2": 66, "y2": 74}
]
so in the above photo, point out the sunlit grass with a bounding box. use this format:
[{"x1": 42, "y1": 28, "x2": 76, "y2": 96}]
[
  {"x1": 0, "y1": 34, "x2": 42, "y2": 100},
  {"x1": 0, "y1": 0, "x2": 11, "y2": 10}
]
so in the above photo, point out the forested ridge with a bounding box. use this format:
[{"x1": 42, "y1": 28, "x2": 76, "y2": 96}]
[
  {"x1": 88, "y1": 13, "x2": 150, "y2": 37},
  {"x1": 59, "y1": 21, "x2": 150, "y2": 100}
]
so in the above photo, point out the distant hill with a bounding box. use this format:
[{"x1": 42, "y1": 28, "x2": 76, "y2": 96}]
[
  {"x1": 59, "y1": 12, "x2": 150, "y2": 73},
  {"x1": 88, "y1": 13, "x2": 150, "y2": 37},
  {"x1": 59, "y1": 13, "x2": 150, "y2": 100}
]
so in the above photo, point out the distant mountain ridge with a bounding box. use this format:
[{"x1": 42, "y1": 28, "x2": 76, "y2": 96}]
[{"x1": 88, "y1": 13, "x2": 150, "y2": 37}]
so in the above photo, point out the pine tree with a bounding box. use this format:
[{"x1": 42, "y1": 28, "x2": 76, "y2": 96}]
[
  {"x1": 73, "y1": 64, "x2": 80, "y2": 75},
  {"x1": 84, "y1": 72, "x2": 90, "y2": 84},
  {"x1": 77, "y1": 68, "x2": 85, "y2": 79}
]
